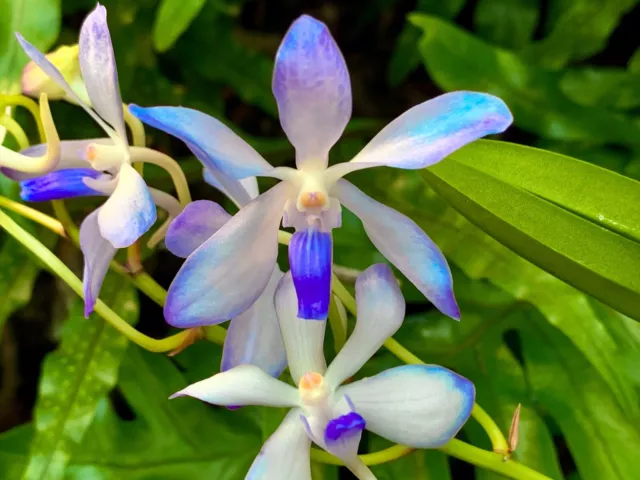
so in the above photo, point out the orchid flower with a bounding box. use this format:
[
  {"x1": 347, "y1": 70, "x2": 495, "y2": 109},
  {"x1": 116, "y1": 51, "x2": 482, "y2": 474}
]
[
  {"x1": 130, "y1": 14, "x2": 513, "y2": 327},
  {"x1": 13, "y1": 4, "x2": 182, "y2": 316},
  {"x1": 170, "y1": 264, "x2": 475, "y2": 479},
  {"x1": 165, "y1": 166, "x2": 286, "y2": 377}
]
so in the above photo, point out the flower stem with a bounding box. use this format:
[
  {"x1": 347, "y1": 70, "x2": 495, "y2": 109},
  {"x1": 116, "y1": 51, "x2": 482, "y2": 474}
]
[
  {"x1": 472, "y1": 403, "x2": 510, "y2": 455},
  {"x1": 327, "y1": 294, "x2": 347, "y2": 352},
  {"x1": 129, "y1": 147, "x2": 192, "y2": 206},
  {"x1": 0, "y1": 207, "x2": 190, "y2": 352},
  {"x1": 0, "y1": 115, "x2": 30, "y2": 150},
  {"x1": 311, "y1": 440, "x2": 550, "y2": 480},
  {"x1": 441, "y1": 439, "x2": 551, "y2": 480},
  {"x1": 0, "y1": 197, "x2": 66, "y2": 238},
  {"x1": 0, "y1": 94, "x2": 45, "y2": 142},
  {"x1": 311, "y1": 445, "x2": 413, "y2": 466}
]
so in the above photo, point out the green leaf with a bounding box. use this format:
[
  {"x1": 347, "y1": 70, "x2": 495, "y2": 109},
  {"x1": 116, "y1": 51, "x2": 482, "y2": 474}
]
[
  {"x1": 20, "y1": 276, "x2": 139, "y2": 480},
  {"x1": 410, "y1": 13, "x2": 640, "y2": 146},
  {"x1": 0, "y1": 0, "x2": 61, "y2": 93},
  {"x1": 421, "y1": 141, "x2": 640, "y2": 322},
  {"x1": 560, "y1": 67, "x2": 640, "y2": 110},
  {"x1": 152, "y1": 0, "x2": 207, "y2": 52},
  {"x1": 387, "y1": 0, "x2": 466, "y2": 86},
  {"x1": 520, "y1": 311, "x2": 640, "y2": 479},
  {"x1": 474, "y1": 0, "x2": 539, "y2": 49},
  {"x1": 522, "y1": 0, "x2": 638, "y2": 68},
  {"x1": 629, "y1": 47, "x2": 640, "y2": 73}
]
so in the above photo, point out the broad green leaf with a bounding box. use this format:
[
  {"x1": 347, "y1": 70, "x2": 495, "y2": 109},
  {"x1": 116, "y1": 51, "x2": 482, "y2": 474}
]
[
  {"x1": 448, "y1": 141, "x2": 640, "y2": 244},
  {"x1": 152, "y1": 0, "x2": 207, "y2": 52},
  {"x1": 71, "y1": 349, "x2": 259, "y2": 478},
  {"x1": 520, "y1": 312, "x2": 640, "y2": 479},
  {"x1": 174, "y1": 11, "x2": 277, "y2": 116},
  {"x1": 0, "y1": 0, "x2": 61, "y2": 93},
  {"x1": 20, "y1": 276, "x2": 139, "y2": 480},
  {"x1": 387, "y1": 0, "x2": 466, "y2": 86},
  {"x1": 474, "y1": 0, "x2": 539, "y2": 49},
  {"x1": 421, "y1": 144, "x2": 640, "y2": 322},
  {"x1": 370, "y1": 435, "x2": 452, "y2": 480},
  {"x1": 522, "y1": 0, "x2": 638, "y2": 68},
  {"x1": 560, "y1": 67, "x2": 640, "y2": 110},
  {"x1": 345, "y1": 167, "x2": 640, "y2": 417},
  {"x1": 629, "y1": 47, "x2": 640, "y2": 73},
  {"x1": 410, "y1": 13, "x2": 640, "y2": 146}
]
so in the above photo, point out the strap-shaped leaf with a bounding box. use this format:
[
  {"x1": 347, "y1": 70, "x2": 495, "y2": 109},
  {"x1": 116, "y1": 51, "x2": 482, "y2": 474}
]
[
  {"x1": 21, "y1": 276, "x2": 138, "y2": 480},
  {"x1": 423, "y1": 141, "x2": 640, "y2": 322}
]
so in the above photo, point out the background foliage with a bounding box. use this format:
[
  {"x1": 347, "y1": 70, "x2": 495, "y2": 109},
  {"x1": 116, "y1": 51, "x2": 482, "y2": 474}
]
[{"x1": 1, "y1": 0, "x2": 639, "y2": 479}]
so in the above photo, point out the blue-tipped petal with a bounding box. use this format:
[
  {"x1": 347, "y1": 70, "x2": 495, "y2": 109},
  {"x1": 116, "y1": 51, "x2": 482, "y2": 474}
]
[
  {"x1": 324, "y1": 264, "x2": 405, "y2": 388},
  {"x1": 80, "y1": 209, "x2": 116, "y2": 317},
  {"x1": 97, "y1": 163, "x2": 156, "y2": 249},
  {"x1": 20, "y1": 168, "x2": 106, "y2": 201},
  {"x1": 288, "y1": 227, "x2": 332, "y2": 320},
  {"x1": 325, "y1": 91, "x2": 513, "y2": 182},
  {"x1": 221, "y1": 268, "x2": 287, "y2": 378},
  {"x1": 129, "y1": 104, "x2": 273, "y2": 179},
  {"x1": 334, "y1": 179, "x2": 459, "y2": 320},
  {"x1": 79, "y1": 4, "x2": 126, "y2": 140},
  {"x1": 164, "y1": 182, "x2": 291, "y2": 328},
  {"x1": 165, "y1": 200, "x2": 231, "y2": 258},
  {"x1": 273, "y1": 15, "x2": 352, "y2": 169},
  {"x1": 338, "y1": 364, "x2": 475, "y2": 448}
]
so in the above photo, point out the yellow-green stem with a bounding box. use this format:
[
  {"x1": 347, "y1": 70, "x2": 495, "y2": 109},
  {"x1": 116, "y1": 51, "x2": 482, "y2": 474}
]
[
  {"x1": 327, "y1": 294, "x2": 347, "y2": 352},
  {"x1": 311, "y1": 444, "x2": 413, "y2": 466},
  {"x1": 0, "y1": 94, "x2": 45, "y2": 142},
  {"x1": 0, "y1": 208, "x2": 189, "y2": 352},
  {"x1": 0, "y1": 115, "x2": 29, "y2": 150},
  {"x1": 0, "y1": 197, "x2": 66, "y2": 238}
]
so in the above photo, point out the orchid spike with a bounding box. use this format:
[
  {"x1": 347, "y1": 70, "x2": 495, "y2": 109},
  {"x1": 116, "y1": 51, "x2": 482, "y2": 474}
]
[
  {"x1": 12, "y1": 3, "x2": 184, "y2": 317},
  {"x1": 130, "y1": 14, "x2": 513, "y2": 326},
  {"x1": 164, "y1": 167, "x2": 287, "y2": 378},
  {"x1": 170, "y1": 264, "x2": 475, "y2": 480}
]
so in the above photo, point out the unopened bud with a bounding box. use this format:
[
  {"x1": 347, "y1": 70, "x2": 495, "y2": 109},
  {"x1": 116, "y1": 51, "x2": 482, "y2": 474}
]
[{"x1": 21, "y1": 44, "x2": 87, "y2": 103}]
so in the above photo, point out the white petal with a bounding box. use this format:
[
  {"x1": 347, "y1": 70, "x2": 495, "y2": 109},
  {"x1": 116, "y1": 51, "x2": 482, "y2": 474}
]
[
  {"x1": 325, "y1": 264, "x2": 405, "y2": 387},
  {"x1": 79, "y1": 4, "x2": 127, "y2": 141},
  {"x1": 203, "y1": 166, "x2": 255, "y2": 208},
  {"x1": 170, "y1": 364, "x2": 300, "y2": 407},
  {"x1": 98, "y1": 163, "x2": 156, "y2": 248},
  {"x1": 221, "y1": 268, "x2": 287, "y2": 378},
  {"x1": 274, "y1": 272, "x2": 327, "y2": 384},
  {"x1": 80, "y1": 209, "x2": 116, "y2": 317},
  {"x1": 334, "y1": 179, "x2": 459, "y2": 319},
  {"x1": 164, "y1": 182, "x2": 293, "y2": 327},
  {"x1": 247, "y1": 408, "x2": 311, "y2": 480},
  {"x1": 338, "y1": 365, "x2": 475, "y2": 448}
]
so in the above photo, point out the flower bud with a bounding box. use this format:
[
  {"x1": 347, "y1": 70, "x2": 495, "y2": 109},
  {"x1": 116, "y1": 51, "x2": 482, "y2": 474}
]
[{"x1": 21, "y1": 44, "x2": 87, "y2": 102}]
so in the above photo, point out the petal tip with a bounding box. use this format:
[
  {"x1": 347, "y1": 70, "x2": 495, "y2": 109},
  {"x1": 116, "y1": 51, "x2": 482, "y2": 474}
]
[{"x1": 168, "y1": 390, "x2": 186, "y2": 400}]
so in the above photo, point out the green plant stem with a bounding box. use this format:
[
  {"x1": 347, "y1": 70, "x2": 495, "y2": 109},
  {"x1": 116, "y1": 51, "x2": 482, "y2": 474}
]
[
  {"x1": 0, "y1": 197, "x2": 66, "y2": 237},
  {"x1": 327, "y1": 294, "x2": 347, "y2": 352},
  {"x1": 0, "y1": 115, "x2": 30, "y2": 150},
  {"x1": 0, "y1": 207, "x2": 190, "y2": 352},
  {"x1": 0, "y1": 94, "x2": 46, "y2": 142},
  {"x1": 311, "y1": 440, "x2": 550, "y2": 480},
  {"x1": 441, "y1": 439, "x2": 551, "y2": 480},
  {"x1": 311, "y1": 444, "x2": 414, "y2": 466}
]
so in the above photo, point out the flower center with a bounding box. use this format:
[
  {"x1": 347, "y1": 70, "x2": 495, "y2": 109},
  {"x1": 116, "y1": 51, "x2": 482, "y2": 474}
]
[{"x1": 298, "y1": 371, "x2": 331, "y2": 406}]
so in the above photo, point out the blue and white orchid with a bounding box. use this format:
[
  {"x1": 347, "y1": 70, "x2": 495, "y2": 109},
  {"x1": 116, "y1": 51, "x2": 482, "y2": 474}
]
[
  {"x1": 130, "y1": 14, "x2": 512, "y2": 327},
  {"x1": 170, "y1": 264, "x2": 475, "y2": 479},
  {"x1": 166, "y1": 168, "x2": 286, "y2": 377},
  {"x1": 13, "y1": 4, "x2": 181, "y2": 316}
]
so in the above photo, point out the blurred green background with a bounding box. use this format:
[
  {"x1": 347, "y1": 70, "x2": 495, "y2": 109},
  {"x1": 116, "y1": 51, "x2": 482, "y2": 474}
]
[{"x1": 1, "y1": 0, "x2": 640, "y2": 479}]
